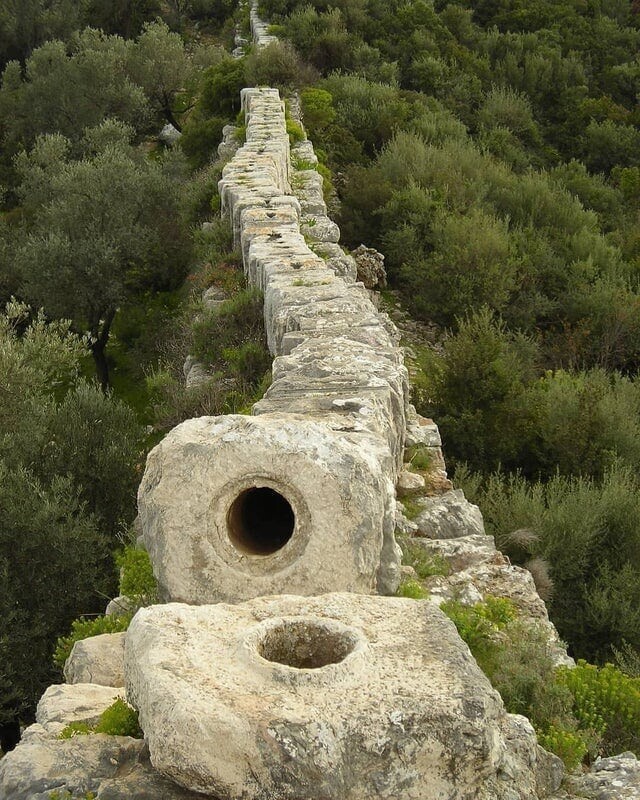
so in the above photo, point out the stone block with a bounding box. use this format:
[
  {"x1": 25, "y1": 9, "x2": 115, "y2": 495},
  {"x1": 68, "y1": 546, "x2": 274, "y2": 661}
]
[
  {"x1": 414, "y1": 489, "x2": 485, "y2": 539},
  {"x1": 138, "y1": 414, "x2": 397, "y2": 604},
  {"x1": 125, "y1": 593, "x2": 555, "y2": 800},
  {"x1": 36, "y1": 683, "x2": 123, "y2": 735},
  {"x1": 64, "y1": 632, "x2": 126, "y2": 687}
]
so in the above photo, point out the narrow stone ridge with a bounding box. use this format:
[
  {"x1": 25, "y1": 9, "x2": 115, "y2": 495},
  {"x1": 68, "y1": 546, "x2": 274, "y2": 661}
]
[
  {"x1": 219, "y1": 88, "x2": 410, "y2": 470},
  {"x1": 249, "y1": 0, "x2": 278, "y2": 47},
  {"x1": 135, "y1": 89, "x2": 410, "y2": 605}
]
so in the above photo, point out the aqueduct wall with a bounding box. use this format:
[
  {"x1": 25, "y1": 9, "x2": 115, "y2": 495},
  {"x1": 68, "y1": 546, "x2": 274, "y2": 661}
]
[{"x1": 6, "y1": 5, "x2": 632, "y2": 799}]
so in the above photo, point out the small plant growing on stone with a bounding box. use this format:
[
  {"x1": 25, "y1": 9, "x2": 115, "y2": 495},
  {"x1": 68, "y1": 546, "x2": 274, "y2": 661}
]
[
  {"x1": 400, "y1": 538, "x2": 450, "y2": 579},
  {"x1": 59, "y1": 698, "x2": 142, "y2": 740},
  {"x1": 397, "y1": 578, "x2": 429, "y2": 599},
  {"x1": 116, "y1": 545, "x2": 158, "y2": 605},
  {"x1": 399, "y1": 497, "x2": 424, "y2": 520},
  {"x1": 94, "y1": 698, "x2": 143, "y2": 738},
  {"x1": 442, "y1": 596, "x2": 517, "y2": 673},
  {"x1": 406, "y1": 444, "x2": 433, "y2": 473},
  {"x1": 58, "y1": 721, "x2": 93, "y2": 739},
  {"x1": 286, "y1": 117, "x2": 305, "y2": 145},
  {"x1": 53, "y1": 614, "x2": 132, "y2": 669}
]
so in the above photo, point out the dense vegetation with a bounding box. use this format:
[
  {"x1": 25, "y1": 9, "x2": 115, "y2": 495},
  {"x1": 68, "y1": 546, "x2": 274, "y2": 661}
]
[
  {"x1": 252, "y1": 0, "x2": 640, "y2": 668},
  {"x1": 0, "y1": 0, "x2": 269, "y2": 750},
  {"x1": 2, "y1": 0, "x2": 640, "y2": 770}
]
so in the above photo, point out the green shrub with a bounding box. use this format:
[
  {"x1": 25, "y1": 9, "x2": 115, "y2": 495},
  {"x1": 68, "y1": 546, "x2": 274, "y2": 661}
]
[
  {"x1": 612, "y1": 642, "x2": 640, "y2": 678},
  {"x1": 244, "y1": 40, "x2": 316, "y2": 91},
  {"x1": 95, "y1": 698, "x2": 143, "y2": 738},
  {"x1": 442, "y1": 598, "x2": 592, "y2": 768},
  {"x1": 116, "y1": 546, "x2": 157, "y2": 604},
  {"x1": 300, "y1": 87, "x2": 336, "y2": 136},
  {"x1": 457, "y1": 464, "x2": 640, "y2": 662},
  {"x1": 537, "y1": 725, "x2": 589, "y2": 772},
  {"x1": 58, "y1": 721, "x2": 92, "y2": 739},
  {"x1": 179, "y1": 116, "x2": 226, "y2": 169},
  {"x1": 400, "y1": 539, "x2": 450, "y2": 579},
  {"x1": 59, "y1": 698, "x2": 142, "y2": 740},
  {"x1": 191, "y1": 288, "x2": 266, "y2": 368},
  {"x1": 53, "y1": 615, "x2": 131, "y2": 669},
  {"x1": 405, "y1": 444, "x2": 433, "y2": 472},
  {"x1": 222, "y1": 341, "x2": 272, "y2": 390},
  {"x1": 147, "y1": 366, "x2": 241, "y2": 433},
  {"x1": 286, "y1": 117, "x2": 305, "y2": 145},
  {"x1": 397, "y1": 578, "x2": 429, "y2": 599},
  {"x1": 442, "y1": 596, "x2": 517, "y2": 673},
  {"x1": 558, "y1": 661, "x2": 640, "y2": 755},
  {"x1": 199, "y1": 58, "x2": 245, "y2": 117},
  {"x1": 420, "y1": 307, "x2": 539, "y2": 473}
]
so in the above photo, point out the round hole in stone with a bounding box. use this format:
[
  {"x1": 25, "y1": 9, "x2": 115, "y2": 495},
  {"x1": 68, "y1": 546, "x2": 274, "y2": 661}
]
[
  {"x1": 258, "y1": 621, "x2": 357, "y2": 669},
  {"x1": 227, "y1": 487, "x2": 295, "y2": 556}
]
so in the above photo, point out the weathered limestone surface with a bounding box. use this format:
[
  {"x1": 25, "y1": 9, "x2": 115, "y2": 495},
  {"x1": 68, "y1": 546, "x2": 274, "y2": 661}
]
[
  {"x1": 139, "y1": 85, "x2": 410, "y2": 601},
  {"x1": 218, "y1": 87, "x2": 410, "y2": 470},
  {"x1": 63, "y1": 632, "x2": 126, "y2": 687},
  {"x1": 139, "y1": 414, "x2": 396, "y2": 604},
  {"x1": 35, "y1": 683, "x2": 123, "y2": 736},
  {"x1": 562, "y1": 753, "x2": 640, "y2": 799},
  {"x1": 0, "y1": 682, "x2": 204, "y2": 798},
  {"x1": 0, "y1": 730, "x2": 203, "y2": 800},
  {"x1": 413, "y1": 489, "x2": 485, "y2": 539},
  {"x1": 352, "y1": 244, "x2": 387, "y2": 289},
  {"x1": 126, "y1": 594, "x2": 562, "y2": 800}
]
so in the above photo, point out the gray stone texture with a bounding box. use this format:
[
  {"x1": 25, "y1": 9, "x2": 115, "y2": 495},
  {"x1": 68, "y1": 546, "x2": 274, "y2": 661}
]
[
  {"x1": 125, "y1": 594, "x2": 561, "y2": 800},
  {"x1": 563, "y1": 753, "x2": 640, "y2": 799},
  {"x1": 413, "y1": 488, "x2": 485, "y2": 539},
  {"x1": 352, "y1": 244, "x2": 387, "y2": 289},
  {"x1": 138, "y1": 414, "x2": 395, "y2": 604},
  {"x1": 63, "y1": 632, "x2": 126, "y2": 687}
]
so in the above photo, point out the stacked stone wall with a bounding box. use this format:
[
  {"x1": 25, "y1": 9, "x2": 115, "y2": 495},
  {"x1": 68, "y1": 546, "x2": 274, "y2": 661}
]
[{"x1": 3, "y1": 8, "x2": 637, "y2": 798}]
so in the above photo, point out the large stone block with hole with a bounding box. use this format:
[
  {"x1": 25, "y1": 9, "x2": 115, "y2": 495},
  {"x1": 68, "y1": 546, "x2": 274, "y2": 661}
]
[
  {"x1": 138, "y1": 414, "x2": 397, "y2": 604},
  {"x1": 125, "y1": 594, "x2": 561, "y2": 800}
]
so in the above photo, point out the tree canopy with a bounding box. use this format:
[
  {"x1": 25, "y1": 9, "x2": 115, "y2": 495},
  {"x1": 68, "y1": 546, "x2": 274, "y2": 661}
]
[{"x1": 12, "y1": 121, "x2": 190, "y2": 387}]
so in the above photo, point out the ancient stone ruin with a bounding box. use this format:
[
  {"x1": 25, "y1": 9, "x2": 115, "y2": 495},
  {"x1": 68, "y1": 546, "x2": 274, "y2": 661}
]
[{"x1": 1, "y1": 6, "x2": 637, "y2": 800}]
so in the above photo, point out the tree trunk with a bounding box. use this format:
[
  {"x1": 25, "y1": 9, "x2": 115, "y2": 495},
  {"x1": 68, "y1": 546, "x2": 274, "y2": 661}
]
[
  {"x1": 162, "y1": 92, "x2": 182, "y2": 132},
  {"x1": 90, "y1": 308, "x2": 116, "y2": 392}
]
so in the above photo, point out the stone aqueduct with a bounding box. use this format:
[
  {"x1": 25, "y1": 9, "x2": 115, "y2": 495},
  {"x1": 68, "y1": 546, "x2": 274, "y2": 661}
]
[{"x1": 3, "y1": 6, "x2": 635, "y2": 800}]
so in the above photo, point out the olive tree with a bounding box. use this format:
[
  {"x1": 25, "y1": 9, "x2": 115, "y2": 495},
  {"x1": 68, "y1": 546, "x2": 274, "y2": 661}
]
[
  {"x1": 0, "y1": 300, "x2": 143, "y2": 747},
  {"x1": 13, "y1": 121, "x2": 190, "y2": 388}
]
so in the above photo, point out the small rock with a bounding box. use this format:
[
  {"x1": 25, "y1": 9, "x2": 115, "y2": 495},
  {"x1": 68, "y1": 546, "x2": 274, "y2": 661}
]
[
  {"x1": 158, "y1": 124, "x2": 181, "y2": 146},
  {"x1": 405, "y1": 415, "x2": 442, "y2": 448},
  {"x1": 301, "y1": 214, "x2": 340, "y2": 243},
  {"x1": 414, "y1": 489, "x2": 485, "y2": 539},
  {"x1": 184, "y1": 359, "x2": 212, "y2": 389},
  {"x1": 105, "y1": 595, "x2": 136, "y2": 617},
  {"x1": 352, "y1": 244, "x2": 387, "y2": 290},
  {"x1": 395, "y1": 504, "x2": 419, "y2": 535},
  {"x1": 64, "y1": 633, "x2": 126, "y2": 688},
  {"x1": 202, "y1": 285, "x2": 228, "y2": 310},
  {"x1": 396, "y1": 469, "x2": 426, "y2": 495}
]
